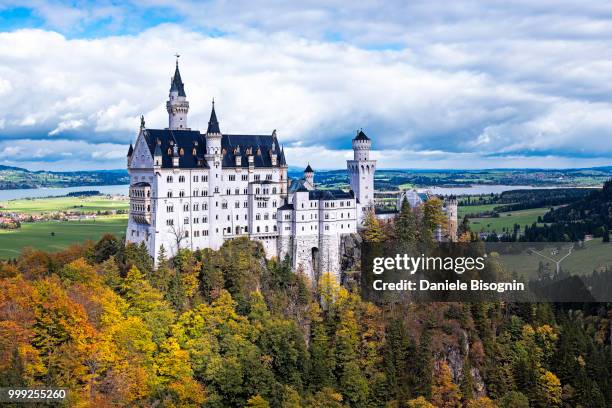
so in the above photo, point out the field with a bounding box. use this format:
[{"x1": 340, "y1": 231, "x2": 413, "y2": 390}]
[
  {"x1": 468, "y1": 207, "x2": 549, "y2": 233},
  {"x1": 458, "y1": 203, "x2": 500, "y2": 218},
  {"x1": 496, "y1": 238, "x2": 612, "y2": 277},
  {"x1": 0, "y1": 215, "x2": 128, "y2": 258},
  {"x1": 0, "y1": 195, "x2": 129, "y2": 214}
]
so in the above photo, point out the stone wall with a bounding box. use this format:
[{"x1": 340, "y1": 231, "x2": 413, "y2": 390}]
[{"x1": 339, "y1": 233, "x2": 362, "y2": 287}]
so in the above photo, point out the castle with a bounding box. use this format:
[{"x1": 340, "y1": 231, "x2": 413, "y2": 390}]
[{"x1": 126, "y1": 61, "x2": 457, "y2": 279}]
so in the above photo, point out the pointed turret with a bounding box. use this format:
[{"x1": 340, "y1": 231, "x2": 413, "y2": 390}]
[
  {"x1": 169, "y1": 60, "x2": 186, "y2": 97},
  {"x1": 166, "y1": 57, "x2": 189, "y2": 130},
  {"x1": 304, "y1": 163, "x2": 314, "y2": 189},
  {"x1": 354, "y1": 129, "x2": 370, "y2": 141},
  {"x1": 127, "y1": 143, "x2": 134, "y2": 157},
  {"x1": 207, "y1": 100, "x2": 221, "y2": 134}
]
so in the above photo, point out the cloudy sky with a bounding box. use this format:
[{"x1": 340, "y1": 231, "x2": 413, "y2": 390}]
[{"x1": 1, "y1": 1, "x2": 612, "y2": 170}]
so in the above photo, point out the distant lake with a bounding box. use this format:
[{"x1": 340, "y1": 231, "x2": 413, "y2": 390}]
[
  {"x1": 0, "y1": 183, "x2": 600, "y2": 201},
  {"x1": 0, "y1": 185, "x2": 129, "y2": 201},
  {"x1": 417, "y1": 185, "x2": 597, "y2": 196}
]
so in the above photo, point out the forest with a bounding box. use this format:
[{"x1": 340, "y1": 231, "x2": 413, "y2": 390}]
[{"x1": 0, "y1": 197, "x2": 610, "y2": 407}]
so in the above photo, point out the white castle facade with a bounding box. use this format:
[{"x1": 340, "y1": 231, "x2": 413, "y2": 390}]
[
  {"x1": 126, "y1": 62, "x2": 378, "y2": 279},
  {"x1": 127, "y1": 62, "x2": 458, "y2": 279}
]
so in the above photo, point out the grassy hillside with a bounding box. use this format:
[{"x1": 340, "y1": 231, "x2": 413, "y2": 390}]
[
  {"x1": 498, "y1": 238, "x2": 612, "y2": 277},
  {"x1": 469, "y1": 207, "x2": 550, "y2": 233},
  {"x1": 0, "y1": 215, "x2": 127, "y2": 258}
]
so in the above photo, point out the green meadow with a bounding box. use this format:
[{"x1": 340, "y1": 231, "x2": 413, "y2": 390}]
[
  {"x1": 0, "y1": 215, "x2": 128, "y2": 258},
  {"x1": 0, "y1": 195, "x2": 129, "y2": 214},
  {"x1": 469, "y1": 207, "x2": 550, "y2": 233},
  {"x1": 496, "y1": 238, "x2": 612, "y2": 277}
]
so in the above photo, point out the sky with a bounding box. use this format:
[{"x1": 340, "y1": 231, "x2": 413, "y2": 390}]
[{"x1": 1, "y1": 1, "x2": 612, "y2": 171}]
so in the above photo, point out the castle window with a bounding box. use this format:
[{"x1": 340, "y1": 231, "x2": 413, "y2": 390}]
[
  {"x1": 203, "y1": 190, "x2": 208, "y2": 196},
  {"x1": 226, "y1": 189, "x2": 231, "y2": 195},
  {"x1": 193, "y1": 175, "x2": 199, "y2": 182},
  {"x1": 193, "y1": 203, "x2": 199, "y2": 211},
  {"x1": 235, "y1": 188, "x2": 239, "y2": 195},
  {"x1": 184, "y1": 217, "x2": 189, "y2": 224},
  {"x1": 167, "y1": 191, "x2": 173, "y2": 198},
  {"x1": 184, "y1": 231, "x2": 189, "y2": 237},
  {"x1": 244, "y1": 202, "x2": 248, "y2": 208},
  {"x1": 179, "y1": 191, "x2": 185, "y2": 197},
  {"x1": 257, "y1": 226, "x2": 260, "y2": 233},
  {"x1": 167, "y1": 175, "x2": 173, "y2": 183},
  {"x1": 179, "y1": 148, "x2": 184, "y2": 156},
  {"x1": 235, "y1": 202, "x2": 240, "y2": 208},
  {"x1": 203, "y1": 204, "x2": 208, "y2": 210},
  {"x1": 242, "y1": 175, "x2": 248, "y2": 181},
  {"x1": 179, "y1": 175, "x2": 185, "y2": 182},
  {"x1": 203, "y1": 217, "x2": 208, "y2": 223},
  {"x1": 192, "y1": 148, "x2": 196, "y2": 155},
  {"x1": 272, "y1": 187, "x2": 276, "y2": 194},
  {"x1": 256, "y1": 214, "x2": 261, "y2": 220},
  {"x1": 167, "y1": 148, "x2": 172, "y2": 155},
  {"x1": 273, "y1": 225, "x2": 277, "y2": 232},
  {"x1": 166, "y1": 219, "x2": 174, "y2": 226},
  {"x1": 254, "y1": 175, "x2": 260, "y2": 181},
  {"x1": 266, "y1": 174, "x2": 272, "y2": 181},
  {"x1": 203, "y1": 230, "x2": 208, "y2": 236},
  {"x1": 203, "y1": 175, "x2": 208, "y2": 182},
  {"x1": 229, "y1": 175, "x2": 235, "y2": 181},
  {"x1": 265, "y1": 226, "x2": 269, "y2": 232},
  {"x1": 183, "y1": 204, "x2": 188, "y2": 211}
]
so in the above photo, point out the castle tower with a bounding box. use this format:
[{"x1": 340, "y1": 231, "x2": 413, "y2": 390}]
[
  {"x1": 446, "y1": 196, "x2": 458, "y2": 241},
  {"x1": 304, "y1": 164, "x2": 314, "y2": 189},
  {"x1": 166, "y1": 58, "x2": 189, "y2": 130},
  {"x1": 347, "y1": 129, "x2": 376, "y2": 223},
  {"x1": 205, "y1": 100, "x2": 224, "y2": 249}
]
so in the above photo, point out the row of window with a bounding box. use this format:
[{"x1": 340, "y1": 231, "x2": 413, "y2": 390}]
[
  {"x1": 165, "y1": 173, "x2": 275, "y2": 183},
  {"x1": 179, "y1": 224, "x2": 280, "y2": 238},
  {"x1": 130, "y1": 189, "x2": 150, "y2": 198},
  {"x1": 131, "y1": 204, "x2": 150, "y2": 212}
]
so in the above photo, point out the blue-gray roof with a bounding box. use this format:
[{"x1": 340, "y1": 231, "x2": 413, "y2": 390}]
[
  {"x1": 308, "y1": 189, "x2": 354, "y2": 201},
  {"x1": 141, "y1": 128, "x2": 284, "y2": 169},
  {"x1": 170, "y1": 63, "x2": 186, "y2": 97}
]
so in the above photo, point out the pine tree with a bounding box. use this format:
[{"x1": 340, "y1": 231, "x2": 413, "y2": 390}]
[
  {"x1": 309, "y1": 323, "x2": 335, "y2": 390},
  {"x1": 395, "y1": 198, "x2": 418, "y2": 248},
  {"x1": 151, "y1": 245, "x2": 171, "y2": 293},
  {"x1": 363, "y1": 210, "x2": 385, "y2": 242}
]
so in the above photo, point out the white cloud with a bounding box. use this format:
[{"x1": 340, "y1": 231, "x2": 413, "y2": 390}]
[{"x1": 0, "y1": 2, "x2": 611, "y2": 169}]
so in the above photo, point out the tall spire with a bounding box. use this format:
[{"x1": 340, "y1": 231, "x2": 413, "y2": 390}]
[
  {"x1": 207, "y1": 99, "x2": 221, "y2": 134},
  {"x1": 169, "y1": 56, "x2": 186, "y2": 97}
]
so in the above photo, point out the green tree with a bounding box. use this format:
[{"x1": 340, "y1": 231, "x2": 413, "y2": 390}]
[
  {"x1": 309, "y1": 323, "x2": 335, "y2": 391},
  {"x1": 499, "y1": 391, "x2": 529, "y2": 408},
  {"x1": 395, "y1": 198, "x2": 418, "y2": 247},
  {"x1": 363, "y1": 210, "x2": 385, "y2": 243}
]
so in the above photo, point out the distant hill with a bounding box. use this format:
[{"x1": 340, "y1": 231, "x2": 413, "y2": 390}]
[
  {"x1": 0, "y1": 166, "x2": 129, "y2": 190},
  {"x1": 543, "y1": 179, "x2": 612, "y2": 227}
]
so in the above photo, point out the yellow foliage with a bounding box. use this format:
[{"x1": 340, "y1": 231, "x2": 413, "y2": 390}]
[
  {"x1": 406, "y1": 396, "x2": 436, "y2": 408},
  {"x1": 466, "y1": 396, "x2": 498, "y2": 408}
]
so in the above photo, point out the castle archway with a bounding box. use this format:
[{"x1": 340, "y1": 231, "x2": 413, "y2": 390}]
[{"x1": 311, "y1": 247, "x2": 319, "y2": 280}]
